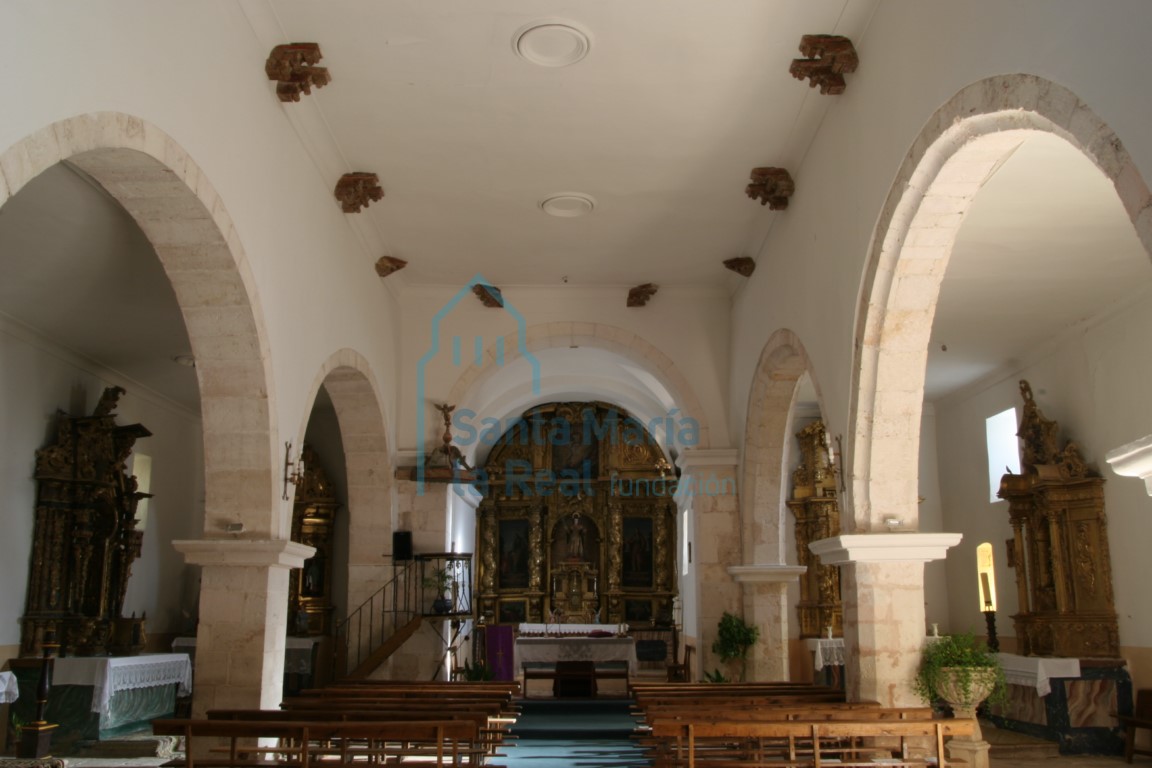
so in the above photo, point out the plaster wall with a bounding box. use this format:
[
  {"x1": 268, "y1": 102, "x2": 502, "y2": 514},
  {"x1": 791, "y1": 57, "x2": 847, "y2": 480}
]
[
  {"x1": 396, "y1": 284, "x2": 731, "y2": 453},
  {"x1": 0, "y1": 3, "x2": 403, "y2": 503},
  {"x1": 934, "y1": 289, "x2": 1152, "y2": 685},
  {"x1": 728, "y1": 0, "x2": 1152, "y2": 517},
  {"x1": 0, "y1": 317, "x2": 203, "y2": 649}
]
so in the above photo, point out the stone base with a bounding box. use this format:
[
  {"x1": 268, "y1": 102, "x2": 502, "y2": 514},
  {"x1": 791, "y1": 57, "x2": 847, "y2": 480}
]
[{"x1": 947, "y1": 736, "x2": 990, "y2": 768}]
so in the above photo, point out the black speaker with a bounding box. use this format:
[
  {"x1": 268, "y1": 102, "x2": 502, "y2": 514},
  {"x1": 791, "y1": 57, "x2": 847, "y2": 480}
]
[{"x1": 393, "y1": 531, "x2": 413, "y2": 561}]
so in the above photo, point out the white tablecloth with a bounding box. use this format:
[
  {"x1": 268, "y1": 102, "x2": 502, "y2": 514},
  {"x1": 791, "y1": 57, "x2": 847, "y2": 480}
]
[
  {"x1": 0, "y1": 670, "x2": 18, "y2": 704},
  {"x1": 995, "y1": 652, "x2": 1081, "y2": 697},
  {"x1": 518, "y1": 623, "x2": 627, "y2": 636},
  {"x1": 805, "y1": 638, "x2": 845, "y2": 671},
  {"x1": 515, "y1": 636, "x2": 637, "y2": 675},
  {"x1": 52, "y1": 654, "x2": 192, "y2": 714}
]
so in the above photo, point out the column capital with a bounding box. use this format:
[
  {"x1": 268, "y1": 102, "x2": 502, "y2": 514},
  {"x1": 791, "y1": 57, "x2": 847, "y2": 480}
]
[
  {"x1": 172, "y1": 538, "x2": 315, "y2": 568},
  {"x1": 1106, "y1": 433, "x2": 1152, "y2": 495},
  {"x1": 676, "y1": 447, "x2": 738, "y2": 471},
  {"x1": 727, "y1": 564, "x2": 808, "y2": 583},
  {"x1": 809, "y1": 532, "x2": 961, "y2": 565}
]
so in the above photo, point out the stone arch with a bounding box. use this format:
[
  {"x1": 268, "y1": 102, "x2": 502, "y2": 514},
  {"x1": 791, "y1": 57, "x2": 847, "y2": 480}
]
[
  {"x1": 306, "y1": 349, "x2": 394, "y2": 610},
  {"x1": 740, "y1": 329, "x2": 818, "y2": 564},
  {"x1": 0, "y1": 112, "x2": 277, "y2": 533},
  {"x1": 852, "y1": 74, "x2": 1152, "y2": 533},
  {"x1": 446, "y1": 322, "x2": 712, "y2": 450}
]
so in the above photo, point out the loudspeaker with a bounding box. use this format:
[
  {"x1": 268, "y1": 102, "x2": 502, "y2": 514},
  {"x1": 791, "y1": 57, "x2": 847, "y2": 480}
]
[{"x1": 393, "y1": 531, "x2": 413, "y2": 561}]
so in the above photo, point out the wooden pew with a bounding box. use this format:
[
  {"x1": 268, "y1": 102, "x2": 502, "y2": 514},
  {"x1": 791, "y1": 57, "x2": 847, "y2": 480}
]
[
  {"x1": 646, "y1": 717, "x2": 978, "y2": 768},
  {"x1": 151, "y1": 717, "x2": 481, "y2": 768}
]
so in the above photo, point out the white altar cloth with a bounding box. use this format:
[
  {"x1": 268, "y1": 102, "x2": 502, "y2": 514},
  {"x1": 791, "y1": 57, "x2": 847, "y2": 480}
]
[
  {"x1": 995, "y1": 652, "x2": 1081, "y2": 697},
  {"x1": 518, "y1": 623, "x2": 627, "y2": 636},
  {"x1": 0, "y1": 670, "x2": 17, "y2": 703},
  {"x1": 804, "y1": 638, "x2": 845, "y2": 671},
  {"x1": 52, "y1": 653, "x2": 192, "y2": 714},
  {"x1": 515, "y1": 636, "x2": 637, "y2": 675}
]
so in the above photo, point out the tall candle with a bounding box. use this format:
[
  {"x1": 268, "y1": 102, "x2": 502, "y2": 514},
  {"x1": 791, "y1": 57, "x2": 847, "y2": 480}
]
[{"x1": 980, "y1": 572, "x2": 993, "y2": 609}]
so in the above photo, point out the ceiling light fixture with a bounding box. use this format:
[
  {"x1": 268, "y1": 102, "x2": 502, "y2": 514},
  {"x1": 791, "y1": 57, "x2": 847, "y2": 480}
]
[
  {"x1": 513, "y1": 21, "x2": 591, "y2": 67},
  {"x1": 540, "y1": 193, "x2": 595, "y2": 218}
]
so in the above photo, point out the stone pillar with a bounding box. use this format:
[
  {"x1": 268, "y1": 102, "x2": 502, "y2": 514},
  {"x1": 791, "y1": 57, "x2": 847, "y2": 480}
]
[
  {"x1": 676, "y1": 448, "x2": 740, "y2": 679},
  {"x1": 728, "y1": 565, "x2": 807, "y2": 680},
  {"x1": 809, "y1": 533, "x2": 961, "y2": 705},
  {"x1": 172, "y1": 539, "x2": 314, "y2": 715}
]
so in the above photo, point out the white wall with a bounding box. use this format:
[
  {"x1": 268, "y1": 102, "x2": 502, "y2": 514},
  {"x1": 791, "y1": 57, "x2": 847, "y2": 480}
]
[
  {"x1": 728, "y1": 0, "x2": 1152, "y2": 520},
  {"x1": 935, "y1": 290, "x2": 1152, "y2": 646},
  {"x1": 0, "y1": 319, "x2": 203, "y2": 648}
]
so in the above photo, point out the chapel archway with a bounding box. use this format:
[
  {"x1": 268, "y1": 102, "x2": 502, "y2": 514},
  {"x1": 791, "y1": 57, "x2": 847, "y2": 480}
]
[
  {"x1": 0, "y1": 114, "x2": 281, "y2": 713},
  {"x1": 846, "y1": 74, "x2": 1152, "y2": 705}
]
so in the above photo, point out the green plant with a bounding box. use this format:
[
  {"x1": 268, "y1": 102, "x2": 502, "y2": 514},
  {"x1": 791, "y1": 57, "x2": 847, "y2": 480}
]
[
  {"x1": 913, "y1": 632, "x2": 1007, "y2": 709},
  {"x1": 710, "y1": 611, "x2": 760, "y2": 682},
  {"x1": 422, "y1": 568, "x2": 453, "y2": 595},
  {"x1": 703, "y1": 668, "x2": 729, "y2": 683}
]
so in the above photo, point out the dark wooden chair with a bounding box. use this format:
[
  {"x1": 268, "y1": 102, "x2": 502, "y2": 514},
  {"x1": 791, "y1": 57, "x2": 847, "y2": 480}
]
[
  {"x1": 666, "y1": 637, "x2": 693, "y2": 682},
  {"x1": 1120, "y1": 689, "x2": 1152, "y2": 763}
]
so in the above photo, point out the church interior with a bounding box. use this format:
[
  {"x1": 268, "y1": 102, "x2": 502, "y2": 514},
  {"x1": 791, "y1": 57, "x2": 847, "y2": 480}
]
[{"x1": 3, "y1": 1, "x2": 1152, "y2": 764}]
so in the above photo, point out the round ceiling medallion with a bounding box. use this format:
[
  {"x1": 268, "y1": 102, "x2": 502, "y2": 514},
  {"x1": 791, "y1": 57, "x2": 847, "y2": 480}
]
[
  {"x1": 540, "y1": 193, "x2": 596, "y2": 218},
  {"x1": 514, "y1": 22, "x2": 591, "y2": 67}
]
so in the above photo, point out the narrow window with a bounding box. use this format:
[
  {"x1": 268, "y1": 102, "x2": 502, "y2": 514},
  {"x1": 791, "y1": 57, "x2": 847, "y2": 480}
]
[{"x1": 986, "y1": 408, "x2": 1020, "y2": 502}]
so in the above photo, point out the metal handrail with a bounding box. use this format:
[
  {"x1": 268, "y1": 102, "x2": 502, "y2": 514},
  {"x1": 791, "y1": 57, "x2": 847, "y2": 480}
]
[{"x1": 331, "y1": 560, "x2": 419, "y2": 680}]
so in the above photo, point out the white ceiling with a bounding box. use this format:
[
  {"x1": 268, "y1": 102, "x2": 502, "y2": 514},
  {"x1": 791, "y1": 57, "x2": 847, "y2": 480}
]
[{"x1": 0, "y1": 4, "x2": 1149, "y2": 417}]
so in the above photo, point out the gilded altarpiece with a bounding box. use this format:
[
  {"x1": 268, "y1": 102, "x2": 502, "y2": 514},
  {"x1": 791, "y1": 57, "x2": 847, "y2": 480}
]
[
  {"x1": 20, "y1": 387, "x2": 152, "y2": 657},
  {"x1": 999, "y1": 381, "x2": 1119, "y2": 658},
  {"x1": 786, "y1": 420, "x2": 842, "y2": 638},
  {"x1": 289, "y1": 445, "x2": 340, "y2": 636},
  {"x1": 475, "y1": 402, "x2": 677, "y2": 627}
]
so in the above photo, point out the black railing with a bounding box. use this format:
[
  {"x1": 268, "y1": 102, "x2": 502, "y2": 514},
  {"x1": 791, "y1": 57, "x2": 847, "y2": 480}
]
[{"x1": 331, "y1": 560, "x2": 419, "y2": 680}]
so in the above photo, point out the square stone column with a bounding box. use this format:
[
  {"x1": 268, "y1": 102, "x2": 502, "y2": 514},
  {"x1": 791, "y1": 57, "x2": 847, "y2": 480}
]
[
  {"x1": 172, "y1": 539, "x2": 314, "y2": 715},
  {"x1": 810, "y1": 533, "x2": 961, "y2": 705},
  {"x1": 676, "y1": 448, "x2": 741, "y2": 679},
  {"x1": 728, "y1": 564, "x2": 807, "y2": 680}
]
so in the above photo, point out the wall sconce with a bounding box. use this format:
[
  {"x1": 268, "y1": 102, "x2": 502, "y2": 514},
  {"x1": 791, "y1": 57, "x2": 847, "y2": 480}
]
[
  {"x1": 282, "y1": 441, "x2": 305, "y2": 500},
  {"x1": 655, "y1": 458, "x2": 672, "y2": 478}
]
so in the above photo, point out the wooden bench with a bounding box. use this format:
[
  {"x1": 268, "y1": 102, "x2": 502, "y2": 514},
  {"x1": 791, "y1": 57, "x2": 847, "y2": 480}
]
[
  {"x1": 151, "y1": 717, "x2": 481, "y2": 768},
  {"x1": 1118, "y1": 688, "x2": 1152, "y2": 763},
  {"x1": 645, "y1": 717, "x2": 978, "y2": 768}
]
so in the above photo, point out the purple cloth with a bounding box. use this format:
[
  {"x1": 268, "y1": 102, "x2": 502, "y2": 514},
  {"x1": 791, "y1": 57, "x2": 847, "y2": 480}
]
[{"x1": 485, "y1": 625, "x2": 515, "y2": 681}]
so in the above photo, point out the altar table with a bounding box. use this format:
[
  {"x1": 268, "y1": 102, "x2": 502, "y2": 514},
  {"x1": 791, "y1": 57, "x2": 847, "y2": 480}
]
[
  {"x1": 995, "y1": 652, "x2": 1081, "y2": 697},
  {"x1": 517, "y1": 622, "x2": 628, "y2": 636},
  {"x1": 515, "y1": 636, "x2": 638, "y2": 676}
]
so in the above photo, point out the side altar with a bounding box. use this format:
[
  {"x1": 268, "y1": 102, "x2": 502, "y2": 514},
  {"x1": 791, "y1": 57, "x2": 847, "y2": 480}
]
[
  {"x1": 985, "y1": 382, "x2": 1131, "y2": 755},
  {"x1": 6, "y1": 654, "x2": 191, "y2": 750}
]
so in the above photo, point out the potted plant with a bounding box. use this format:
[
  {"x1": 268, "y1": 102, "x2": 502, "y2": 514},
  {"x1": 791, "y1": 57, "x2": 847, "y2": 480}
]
[
  {"x1": 710, "y1": 611, "x2": 760, "y2": 682},
  {"x1": 423, "y1": 568, "x2": 454, "y2": 614},
  {"x1": 914, "y1": 632, "x2": 1007, "y2": 721}
]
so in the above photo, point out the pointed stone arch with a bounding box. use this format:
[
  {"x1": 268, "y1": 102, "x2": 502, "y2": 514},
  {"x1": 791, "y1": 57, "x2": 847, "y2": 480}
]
[
  {"x1": 851, "y1": 74, "x2": 1152, "y2": 533},
  {"x1": 741, "y1": 329, "x2": 818, "y2": 564},
  {"x1": 307, "y1": 349, "x2": 394, "y2": 611},
  {"x1": 446, "y1": 322, "x2": 712, "y2": 450},
  {"x1": 0, "y1": 113, "x2": 277, "y2": 533}
]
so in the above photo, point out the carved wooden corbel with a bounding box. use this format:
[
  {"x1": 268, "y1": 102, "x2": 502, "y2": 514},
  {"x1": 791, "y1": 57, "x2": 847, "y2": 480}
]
[
  {"x1": 789, "y1": 35, "x2": 858, "y2": 95},
  {"x1": 627, "y1": 283, "x2": 658, "y2": 307},
  {"x1": 746, "y1": 167, "x2": 795, "y2": 210},
  {"x1": 473, "y1": 284, "x2": 504, "y2": 308},
  {"x1": 265, "y1": 43, "x2": 331, "y2": 102},
  {"x1": 723, "y1": 257, "x2": 756, "y2": 277},
  {"x1": 374, "y1": 256, "x2": 408, "y2": 278},
  {"x1": 334, "y1": 173, "x2": 384, "y2": 213}
]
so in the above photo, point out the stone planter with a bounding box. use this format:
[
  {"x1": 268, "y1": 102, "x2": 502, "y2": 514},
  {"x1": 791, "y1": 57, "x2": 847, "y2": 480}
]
[{"x1": 936, "y1": 665, "x2": 999, "y2": 721}]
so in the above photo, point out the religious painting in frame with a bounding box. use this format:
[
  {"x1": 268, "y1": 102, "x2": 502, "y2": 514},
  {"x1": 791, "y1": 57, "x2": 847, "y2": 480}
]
[
  {"x1": 625, "y1": 598, "x2": 653, "y2": 624},
  {"x1": 498, "y1": 598, "x2": 527, "y2": 625},
  {"x1": 498, "y1": 518, "x2": 530, "y2": 590},
  {"x1": 622, "y1": 515, "x2": 654, "y2": 588}
]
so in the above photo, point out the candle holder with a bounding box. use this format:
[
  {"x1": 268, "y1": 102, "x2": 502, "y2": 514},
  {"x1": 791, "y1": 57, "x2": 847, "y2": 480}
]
[{"x1": 983, "y1": 607, "x2": 999, "y2": 652}]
